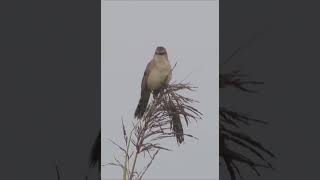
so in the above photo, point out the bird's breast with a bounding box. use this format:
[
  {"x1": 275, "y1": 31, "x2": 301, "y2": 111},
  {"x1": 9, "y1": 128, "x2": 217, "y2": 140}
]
[{"x1": 147, "y1": 60, "x2": 171, "y2": 90}]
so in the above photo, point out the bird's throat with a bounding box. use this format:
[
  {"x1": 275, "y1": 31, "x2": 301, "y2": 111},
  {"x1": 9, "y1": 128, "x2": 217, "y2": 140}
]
[{"x1": 154, "y1": 54, "x2": 168, "y2": 63}]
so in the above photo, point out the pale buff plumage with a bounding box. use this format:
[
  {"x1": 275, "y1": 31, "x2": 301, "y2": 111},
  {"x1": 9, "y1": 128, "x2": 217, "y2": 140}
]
[{"x1": 134, "y1": 46, "x2": 172, "y2": 119}]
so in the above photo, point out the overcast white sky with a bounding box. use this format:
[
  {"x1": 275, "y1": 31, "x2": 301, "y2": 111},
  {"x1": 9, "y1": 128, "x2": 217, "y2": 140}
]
[{"x1": 102, "y1": 1, "x2": 218, "y2": 179}]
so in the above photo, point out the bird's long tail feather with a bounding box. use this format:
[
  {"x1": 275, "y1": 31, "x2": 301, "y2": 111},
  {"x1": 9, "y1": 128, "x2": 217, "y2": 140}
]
[
  {"x1": 171, "y1": 111, "x2": 184, "y2": 144},
  {"x1": 169, "y1": 103, "x2": 184, "y2": 144},
  {"x1": 134, "y1": 91, "x2": 151, "y2": 119}
]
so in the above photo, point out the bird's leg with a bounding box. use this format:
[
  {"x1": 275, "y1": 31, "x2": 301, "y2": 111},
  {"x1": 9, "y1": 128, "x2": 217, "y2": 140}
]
[
  {"x1": 153, "y1": 83, "x2": 167, "y2": 99},
  {"x1": 153, "y1": 89, "x2": 160, "y2": 99}
]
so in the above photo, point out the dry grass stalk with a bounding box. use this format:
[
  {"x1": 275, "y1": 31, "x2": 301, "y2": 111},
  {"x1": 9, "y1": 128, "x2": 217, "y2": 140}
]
[
  {"x1": 108, "y1": 81, "x2": 202, "y2": 180},
  {"x1": 220, "y1": 72, "x2": 275, "y2": 180},
  {"x1": 219, "y1": 71, "x2": 263, "y2": 93}
]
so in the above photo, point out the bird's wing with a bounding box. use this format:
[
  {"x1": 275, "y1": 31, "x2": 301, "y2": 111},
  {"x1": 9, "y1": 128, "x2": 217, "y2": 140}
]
[
  {"x1": 165, "y1": 68, "x2": 172, "y2": 84},
  {"x1": 141, "y1": 59, "x2": 154, "y2": 91}
]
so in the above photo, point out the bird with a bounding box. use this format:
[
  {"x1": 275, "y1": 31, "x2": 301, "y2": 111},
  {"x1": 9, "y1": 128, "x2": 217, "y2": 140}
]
[{"x1": 134, "y1": 46, "x2": 172, "y2": 119}]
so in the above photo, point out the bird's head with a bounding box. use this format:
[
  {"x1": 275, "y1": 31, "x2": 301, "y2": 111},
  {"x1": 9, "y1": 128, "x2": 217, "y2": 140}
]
[{"x1": 155, "y1": 46, "x2": 167, "y2": 55}]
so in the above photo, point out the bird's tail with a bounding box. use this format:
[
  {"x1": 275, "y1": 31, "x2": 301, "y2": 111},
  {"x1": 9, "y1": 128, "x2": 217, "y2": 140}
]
[
  {"x1": 169, "y1": 104, "x2": 184, "y2": 144},
  {"x1": 134, "y1": 90, "x2": 151, "y2": 119},
  {"x1": 171, "y1": 112, "x2": 184, "y2": 144}
]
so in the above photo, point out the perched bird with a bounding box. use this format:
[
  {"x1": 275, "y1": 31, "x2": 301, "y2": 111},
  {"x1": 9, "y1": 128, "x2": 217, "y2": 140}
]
[{"x1": 134, "y1": 46, "x2": 172, "y2": 119}]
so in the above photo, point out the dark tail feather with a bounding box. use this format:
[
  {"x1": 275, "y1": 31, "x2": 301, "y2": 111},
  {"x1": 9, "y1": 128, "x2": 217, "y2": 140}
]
[
  {"x1": 90, "y1": 130, "x2": 100, "y2": 171},
  {"x1": 172, "y1": 114, "x2": 184, "y2": 144},
  {"x1": 170, "y1": 106, "x2": 184, "y2": 144},
  {"x1": 134, "y1": 91, "x2": 150, "y2": 119}
]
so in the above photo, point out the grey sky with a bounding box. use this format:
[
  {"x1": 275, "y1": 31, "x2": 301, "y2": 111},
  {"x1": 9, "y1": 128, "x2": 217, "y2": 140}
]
[{"x1": 102, "y1": 1, "x2": 218, "y2": 179}]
